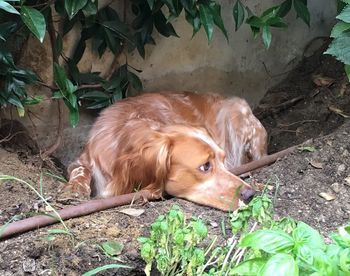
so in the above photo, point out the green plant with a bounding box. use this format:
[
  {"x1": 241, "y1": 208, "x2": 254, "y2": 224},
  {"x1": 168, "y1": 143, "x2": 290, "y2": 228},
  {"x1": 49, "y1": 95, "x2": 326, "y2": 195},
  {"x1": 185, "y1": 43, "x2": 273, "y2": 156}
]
[
  {"x1": 139, "y1": 196, "x2": 350, "y2": 275},
  {"x1": 138, "y1": 204, "x2": 211, "y2": 275},
  {"x1": 82, "y1": 263, "x2": 132, "y2": 276}
]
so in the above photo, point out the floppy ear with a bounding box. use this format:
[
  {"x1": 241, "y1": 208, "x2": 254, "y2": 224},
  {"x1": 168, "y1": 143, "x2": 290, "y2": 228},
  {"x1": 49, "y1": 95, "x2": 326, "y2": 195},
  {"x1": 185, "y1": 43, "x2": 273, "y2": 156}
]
[{"x1": 111, "y1": 131, "x2": 172, "y2": 197}]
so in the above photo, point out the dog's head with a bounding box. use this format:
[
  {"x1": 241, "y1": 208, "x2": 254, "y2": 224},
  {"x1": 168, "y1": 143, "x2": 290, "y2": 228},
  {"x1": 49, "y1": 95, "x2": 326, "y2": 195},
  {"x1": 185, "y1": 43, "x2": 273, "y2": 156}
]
[{"x1": 135, "y1": 125, "x2": 255, "y2": 211}]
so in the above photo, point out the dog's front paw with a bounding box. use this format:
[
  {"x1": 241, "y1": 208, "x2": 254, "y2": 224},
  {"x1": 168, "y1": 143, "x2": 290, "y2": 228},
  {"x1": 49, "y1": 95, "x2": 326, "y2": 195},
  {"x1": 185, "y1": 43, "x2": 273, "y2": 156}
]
[{"x1": 59, "y1": 181, "x2": 91, "y2": 200}]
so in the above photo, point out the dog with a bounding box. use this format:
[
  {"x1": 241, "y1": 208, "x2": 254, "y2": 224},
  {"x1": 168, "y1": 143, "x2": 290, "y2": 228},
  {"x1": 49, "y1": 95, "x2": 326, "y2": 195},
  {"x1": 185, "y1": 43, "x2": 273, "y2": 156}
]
[{"x1": 67, "y1": 92, "x2": 267, "y2": 211}]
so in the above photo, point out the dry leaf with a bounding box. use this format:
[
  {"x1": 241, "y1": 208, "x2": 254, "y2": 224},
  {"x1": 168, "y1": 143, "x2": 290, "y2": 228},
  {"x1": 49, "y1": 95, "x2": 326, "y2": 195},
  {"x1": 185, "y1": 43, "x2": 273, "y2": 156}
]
[
  {"x1": 309, "y1": 160, "x2": 324, "y2": 169},
  {"x1": 319, "y1": 192, "x2": 336, "y2": 201},
  {"x1": 328, "y1": 106, "x2": 350, "y2": 118},
  {"x1": 119, "y1": 208, "x2": 145, "y2": 217},
  {"x1": 312, "y1": 74, "x2": 335, "y2": 87}
]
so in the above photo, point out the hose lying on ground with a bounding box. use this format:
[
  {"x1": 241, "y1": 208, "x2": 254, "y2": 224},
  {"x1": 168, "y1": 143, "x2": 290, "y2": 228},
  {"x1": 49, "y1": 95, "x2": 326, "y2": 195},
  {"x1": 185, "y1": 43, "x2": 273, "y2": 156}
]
[{"x1": 0, "y1": 145, "x2": 296, "y2": 241}]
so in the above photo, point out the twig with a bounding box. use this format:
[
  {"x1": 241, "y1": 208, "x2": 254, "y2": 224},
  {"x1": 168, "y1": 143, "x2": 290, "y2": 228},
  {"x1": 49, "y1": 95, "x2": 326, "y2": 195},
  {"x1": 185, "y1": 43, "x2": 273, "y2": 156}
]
[
  {"x1": 278, "y1": 120, "x2": 318, "y2": 127},
  {"x1": 255, "y1": 96, "x2": 304, "y2": 119}
]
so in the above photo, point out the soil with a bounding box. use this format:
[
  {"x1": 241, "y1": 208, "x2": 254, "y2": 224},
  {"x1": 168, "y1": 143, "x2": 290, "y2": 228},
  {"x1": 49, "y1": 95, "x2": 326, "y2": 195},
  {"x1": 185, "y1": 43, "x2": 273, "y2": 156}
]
[{"x1": 1, "y1": 42, "x2": 350, "y2": 275}]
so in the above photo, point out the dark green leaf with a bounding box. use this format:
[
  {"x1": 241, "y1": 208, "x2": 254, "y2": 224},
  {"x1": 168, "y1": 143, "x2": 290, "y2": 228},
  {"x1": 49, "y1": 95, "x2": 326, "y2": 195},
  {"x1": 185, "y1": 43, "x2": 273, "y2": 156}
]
[
  {"x1": 147, "y1": 0, "x2": 154, "y2": 10},
  {"x1": 259, "y1": 253, "x2": 298, "y2": 276},
  {"x1": 0, "y1": 0, "x2": 19, "y2": 14},
  {"x1": 293, "y1": 0, "x2": 310, "y2": 26},
  {"x1": 127, "y1": 71, "x2": 143, "y2": 91},
  {"x1": 233, "y1": 0, "x2": 245, "y2": 31},
  {"x1": 239, "y1": 230, "x2": 294, "y2": 254},
  {"x1": 55, "y1": 33, "x2": 63, "y2": 58},
  {"x1": 86, "y1": 99, "x2": 110, "y2": 109},
  {"x1": 20, "y1": 6, "x2": 46, "y2": 42},
  {"x1": 7, "y1": 95, "x2": 23, "y2": 108},
  {"x1": 262, "y1": 25, "x2": 272, "y2": 48},
  {"x1": 65, "y1": 0, "x2": 88, "y2": 19},
  {"x1": 266, "y1": 17, "x2": 288, "y2": 28},
  {"x1": 277, "y1": 0, "x2": 292, "y2": 17},
  {"x1": 79, "y1": 91, "x2": 109, "y2": 99},
  {"x1": 82, "y1": 0, "x2": 97, "y2": 16},
  {"x1": 154, "y1": 11, "x2": 179, "y2": 38},
  {"x1": 185, "y1": 12, "x2": 201, "y2": 38},
  {"x1": 324, "y1": 36, "x2": 350, "y2": 65},
  {"x1": 231, "y1": 258, "x2": 266, "y2": 275},
  {"x1": 199, "y1": 4, "x2": 214, "y2": 42},
  {"x1": 0, "y1": 21, "x2": 17, "y2": 41},
  {"x1": 210, "y1": 3, "x2": 228, "y2": 41}
]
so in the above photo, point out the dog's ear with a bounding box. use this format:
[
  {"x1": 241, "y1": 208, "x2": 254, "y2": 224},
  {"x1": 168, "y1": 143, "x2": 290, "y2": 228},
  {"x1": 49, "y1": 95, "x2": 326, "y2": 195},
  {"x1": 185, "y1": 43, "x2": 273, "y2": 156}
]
[{"x1": 112, "y1": 131, "x2": 172, "y2": 196}]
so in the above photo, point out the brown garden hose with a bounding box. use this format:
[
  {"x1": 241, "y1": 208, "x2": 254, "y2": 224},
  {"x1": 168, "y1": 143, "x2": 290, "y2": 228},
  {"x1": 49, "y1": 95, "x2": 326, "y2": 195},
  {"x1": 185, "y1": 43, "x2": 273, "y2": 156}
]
[{"x1": 0, "y1": 145, "x2": 296, "y2": 241}]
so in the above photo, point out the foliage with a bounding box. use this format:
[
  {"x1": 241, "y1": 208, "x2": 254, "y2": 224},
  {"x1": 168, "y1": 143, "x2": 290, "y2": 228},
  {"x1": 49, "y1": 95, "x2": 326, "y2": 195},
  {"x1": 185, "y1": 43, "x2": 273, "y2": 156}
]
[
  {"x1": 325, "y1": 0, "x2": 350, "y2": 81},
  {"x1": 139, "y1": 196, "x2": 350, "y2": 275},
  {"x1": 0, "y1": 0, "x2": 310, "y2": 128}
]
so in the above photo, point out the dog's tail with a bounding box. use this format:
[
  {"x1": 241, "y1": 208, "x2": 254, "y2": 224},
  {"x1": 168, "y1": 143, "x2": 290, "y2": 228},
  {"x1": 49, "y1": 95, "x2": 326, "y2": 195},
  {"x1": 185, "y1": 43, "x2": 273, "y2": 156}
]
[{"x1": 67, "y1": 151, "x2": 92, "y2": 195}]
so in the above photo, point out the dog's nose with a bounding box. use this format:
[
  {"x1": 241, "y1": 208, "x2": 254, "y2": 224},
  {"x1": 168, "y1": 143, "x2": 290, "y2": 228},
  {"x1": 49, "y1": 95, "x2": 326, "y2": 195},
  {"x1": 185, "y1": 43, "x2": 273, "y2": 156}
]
[{"x1": 240, "y1": 187, "x2": 256, "y2": 203}]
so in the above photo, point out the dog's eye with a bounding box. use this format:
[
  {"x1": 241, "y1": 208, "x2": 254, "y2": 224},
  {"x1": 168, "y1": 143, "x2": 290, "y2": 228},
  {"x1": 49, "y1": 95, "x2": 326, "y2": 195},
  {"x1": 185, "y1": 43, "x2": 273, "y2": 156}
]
[{"x1": 198, "y1": 161, "x2": 212, "y2": 172}]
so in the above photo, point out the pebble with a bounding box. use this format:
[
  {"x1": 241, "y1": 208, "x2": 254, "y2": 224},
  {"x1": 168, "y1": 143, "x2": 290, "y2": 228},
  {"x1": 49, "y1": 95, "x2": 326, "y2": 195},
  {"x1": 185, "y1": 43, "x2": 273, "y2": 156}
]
[
  {"x1": 343, "y1": 149, "x2": 349, "y2": 157},
  {"x1": 331, "y1": 182, "x2": 341, "y2": 193},
  {"x1": 338, "y1": 164, "x2": 346, "y2": 173},
  {"x1": 22, "y1": 258, "x2": 36, "y2": 273}
]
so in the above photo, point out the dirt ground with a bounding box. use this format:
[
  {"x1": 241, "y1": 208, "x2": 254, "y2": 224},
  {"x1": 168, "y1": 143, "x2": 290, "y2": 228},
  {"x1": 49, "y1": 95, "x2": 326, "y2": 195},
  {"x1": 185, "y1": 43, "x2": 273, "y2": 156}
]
[{"x1": 1, "y1": 42, "x2": 350, "y2": 275}]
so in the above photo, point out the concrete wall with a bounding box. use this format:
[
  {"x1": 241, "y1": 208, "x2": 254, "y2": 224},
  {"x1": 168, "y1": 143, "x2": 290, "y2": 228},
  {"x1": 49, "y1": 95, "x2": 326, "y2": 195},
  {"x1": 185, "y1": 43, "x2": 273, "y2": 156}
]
[{"x1": 2, "y1": 0, "x2": 337, "y2": 166}]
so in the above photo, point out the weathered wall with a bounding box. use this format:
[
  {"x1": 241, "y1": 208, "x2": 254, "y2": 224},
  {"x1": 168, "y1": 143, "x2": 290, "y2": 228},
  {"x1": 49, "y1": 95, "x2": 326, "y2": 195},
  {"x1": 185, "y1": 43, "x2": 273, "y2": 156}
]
[{"x1": 2, "y1": 0, "x2": 337, "y2": 166}]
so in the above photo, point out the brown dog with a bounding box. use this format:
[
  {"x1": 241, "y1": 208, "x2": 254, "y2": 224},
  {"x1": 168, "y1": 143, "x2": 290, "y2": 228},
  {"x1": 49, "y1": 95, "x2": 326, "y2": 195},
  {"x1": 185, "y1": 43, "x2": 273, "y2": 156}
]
[{"x1": 67, "y1": 92, "x2": 267, "y2": 211}]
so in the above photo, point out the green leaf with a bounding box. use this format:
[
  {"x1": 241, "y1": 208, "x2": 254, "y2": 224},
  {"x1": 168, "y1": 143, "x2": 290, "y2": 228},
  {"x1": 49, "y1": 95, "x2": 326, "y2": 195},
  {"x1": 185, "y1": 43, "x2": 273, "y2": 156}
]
[
  {"x1": 246, "y1": 16, "x2": 264, "y2": 28},
  {"x1": 0, "y1": 0, "x2": 19, "y2": 14},
  {"x1": 297, "y1": 146, "x2": 316, "y2": 152},
  {"x1": 232, "y1": 258, "x2": 266, "y2": 275},
  {"x1": 86, "y1": 99, "x2": 110, "y2": 109},
  {"x1": 210, "y1": 3, "x2": 228, "y2": 41},
  {"x1": 345, "y1": 64, "x2": 350, "y2": 82},
  {"x1": 22, "y1": 96, "x2": 44, "y2": 105},
  {"x1": 324, "y1": 36, "x2": 350, "y2": 65},
  {"x1": 337, "y1": 5, "x2": 350, "y2": 23},
  {"x1": 330, "y1": 22, "x2": 350, "y2": 38},
  {"x1": 277, "y1": 0, "x2": 292, "y2": 17},
  {"x1": 127, "y1": 71, "x2": 143, "y2": 91},
  {"x1": 68, "y1": 108, "x2": 79, "y2": 128},
  {"x1": 259, "y1": 253, "x2": 299, "y2": 276},
  {"x1": 293, "y1": 0, "x2": 310, "y2": 26},
  {"x1": 262, "y1": 25, "x2": 272, "y2": 48},
  {"x1": 239, "y1": 230, "x2": 294, "y2": 254},
  {"x1": 48, "y1": 228, "x2": 73, "y2": 235},
  {"x1": 199, "y1": 4, "x2": 214, "y2": 42},
  {"x1": 82, "y1": 264, "x2": 132, "y2": 276},
  {"x1": 20, "y1": 6, "x2": 46, "y2": 42},
  {"x1": 339, "y1": 248, "x2": 350, "y2": 272},
  {"x1": 292, "y1": 221, "x2": 325, "y2": 251},
  {"x1": 55, "y1": 33, "x2": 63, "y2": 58},
  {"x1": 233, "y1": 0, "x2": 245, "y2": 31},
  {"x1": 101, "y1": 241, "x2": 124, "y2": 256},
  {"x1": 65, "y1": 0, "x2": 88, "y2": 19}
]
